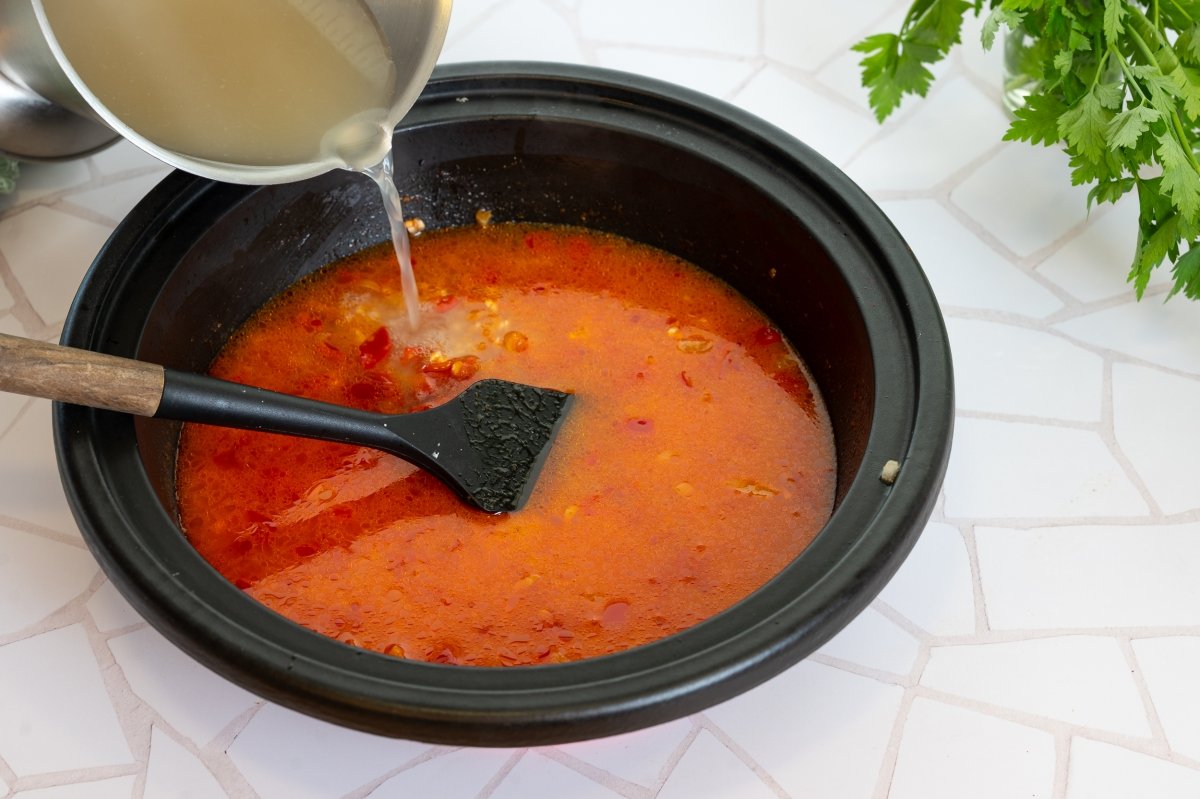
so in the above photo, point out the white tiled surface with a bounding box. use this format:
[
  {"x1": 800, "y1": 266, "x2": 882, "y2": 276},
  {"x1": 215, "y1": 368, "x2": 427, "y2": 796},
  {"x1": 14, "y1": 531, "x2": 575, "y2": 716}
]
[{"x1": 1, "y1": 1, "x2": 1198, "y2": 797}]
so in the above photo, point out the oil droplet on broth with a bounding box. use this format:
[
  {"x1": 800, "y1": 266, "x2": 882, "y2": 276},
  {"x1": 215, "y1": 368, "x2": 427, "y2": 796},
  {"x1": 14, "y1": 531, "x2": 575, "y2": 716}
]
[{"x1": 601, "y1": 601, "x2": 630, "y2": 629}]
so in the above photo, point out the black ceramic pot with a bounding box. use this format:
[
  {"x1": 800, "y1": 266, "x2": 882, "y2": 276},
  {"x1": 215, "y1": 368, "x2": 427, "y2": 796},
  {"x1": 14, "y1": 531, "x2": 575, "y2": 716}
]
[{"x1": 54, "y1": 62, "x2": 953, "y2": 746}]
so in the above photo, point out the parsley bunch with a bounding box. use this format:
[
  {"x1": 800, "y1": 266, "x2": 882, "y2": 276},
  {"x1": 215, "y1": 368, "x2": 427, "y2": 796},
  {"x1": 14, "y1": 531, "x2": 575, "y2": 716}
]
[
  {"x1": 854, "y1": 0, "x2": 1200, "y2": 300},
  {"x1": 0, "y1": 157, "x2": 15, "y2": 194}
]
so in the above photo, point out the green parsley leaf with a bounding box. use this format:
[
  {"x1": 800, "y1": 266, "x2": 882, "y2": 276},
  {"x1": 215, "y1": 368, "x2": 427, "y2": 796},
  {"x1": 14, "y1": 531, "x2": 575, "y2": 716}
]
[
  {"x1": 1108, "y1": 104, "x2": 1160, "y2": 149},
  {"x1": 0, "y1": 158, "x2": 16, "y2": 195},
  {"x1": 1168, "y1": 244, "x2": 1200, "y2": 299},
  {"x1": 1156, "y1": 132, "x2": 1200, "y2": 222},
  {"x1": 1170, "y1": 65, "x2": 1200, "y2": 120},
  {"x1": 854, "y1": 34, "x2": 942, "y2": 122},
  {"x1": 1132, "y1": 211, "x2": 1179, "y2": 298},
  {"x1": 855, "y1": 1, "x2": 971, "y2": 124},
  {"x1": 1068, "y1": 148, "x2": 1126, "y2": 186},
  {"x1": 1005, "y1": 92, "x2": 1068, "y2": 145},
  {"x1": 981, "y1": 7, "x2": 1024, "y2": 50},
  {"x1": 1068, "y1": 27, "x2": 1092, "y2": 52},
  {"x1": 1059, "y1": 86, "x2": 1118, "y2": 162},
  {"x1": 1129, "y1": 64, "x2": 1179, "y2": 112},
  {"x1": 1177, "y1": 24, "x2": 1200, "y2": 65},
  {"x1": 921, "y1": 0, "x2": 973, "y2": 48},
  {"x1": 1054, "y1": 48, "x2": 1074, "y2": 75},
  {"x1": 1094, "y1": 80, "x2": 1126, "y2": 110},
  {"x1": 1089, "y1": 176, "x2": 1137, "y2": 206},
  {"x1": 1103, "y1": 0, "x2": 1125, "y2": 42}
]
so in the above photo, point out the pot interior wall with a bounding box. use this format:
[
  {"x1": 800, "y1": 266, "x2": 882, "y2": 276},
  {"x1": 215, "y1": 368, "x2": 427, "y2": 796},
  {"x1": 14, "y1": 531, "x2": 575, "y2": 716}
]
[{"x1": 133, "y1": 118, "x2": 874, "y2": 519}]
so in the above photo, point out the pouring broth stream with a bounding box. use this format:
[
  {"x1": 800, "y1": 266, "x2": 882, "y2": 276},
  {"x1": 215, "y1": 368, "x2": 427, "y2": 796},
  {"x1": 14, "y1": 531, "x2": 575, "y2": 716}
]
[{"x1": 42, "y1": 0, "x2": 423, "y2": 325}]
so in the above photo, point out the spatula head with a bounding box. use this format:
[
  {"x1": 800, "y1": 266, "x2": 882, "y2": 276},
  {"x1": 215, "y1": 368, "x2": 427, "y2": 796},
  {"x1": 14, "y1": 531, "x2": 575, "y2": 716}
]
[{"x1": 395, "y1": 379, "x2": 574, "y2": 513}]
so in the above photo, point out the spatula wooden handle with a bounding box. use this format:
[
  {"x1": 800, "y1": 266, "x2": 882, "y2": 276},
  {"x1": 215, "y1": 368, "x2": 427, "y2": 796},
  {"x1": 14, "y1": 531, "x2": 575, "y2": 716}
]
[{"x1": 0, "y1": 332, "x2": 165, "y2": 416}]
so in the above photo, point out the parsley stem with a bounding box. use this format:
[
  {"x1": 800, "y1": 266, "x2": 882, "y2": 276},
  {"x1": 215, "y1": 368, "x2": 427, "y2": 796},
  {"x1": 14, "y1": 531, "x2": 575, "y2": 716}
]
[
  {"x1": 1113, "y1": 49, "x2": 1150, "y2": 104},
  {"x1": 1168, "y1": 0, "x2": 1194, "y2": 24},
  {"x1": 1092, "y1": 49, "x2": 1112, "y2": 91},
  {"x1": 1127, "y1": 3, "x2": 1180, "y2": 74},
  {"x1": 1126, "y1": 25, "x2": 1159, "y2": 68},
  {"x1": 1169, "y1": 110, "x2": 1200, "y2": 173},
  {"x1": 900, "y1": 0, "x2": 933, "y2": 37},
  {"x1": 1120, "y1": 31, "x2": 1200, "y2": 175}
]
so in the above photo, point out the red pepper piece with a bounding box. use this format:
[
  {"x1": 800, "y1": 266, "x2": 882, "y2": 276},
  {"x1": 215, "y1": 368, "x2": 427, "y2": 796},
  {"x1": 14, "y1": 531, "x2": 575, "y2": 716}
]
[
  {"x1": 753, "y1": 326, "x2": 782, "y2": 346},
  {"x1": 358, "y1": 326, "x2": 392, "y2": 369}
]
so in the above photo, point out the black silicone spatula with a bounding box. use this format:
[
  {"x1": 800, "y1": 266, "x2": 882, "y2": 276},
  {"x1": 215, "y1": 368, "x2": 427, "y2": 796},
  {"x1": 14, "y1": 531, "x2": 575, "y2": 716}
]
[{"x1": 0, "y1": 333, "x2": 572, "y2": 513}]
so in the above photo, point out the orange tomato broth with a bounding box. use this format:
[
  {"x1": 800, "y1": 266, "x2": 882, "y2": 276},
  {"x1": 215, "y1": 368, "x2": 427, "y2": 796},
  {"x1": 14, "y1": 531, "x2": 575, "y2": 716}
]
[{"x1": 176, "y1": 222, "x2": 836, "y2": 666}]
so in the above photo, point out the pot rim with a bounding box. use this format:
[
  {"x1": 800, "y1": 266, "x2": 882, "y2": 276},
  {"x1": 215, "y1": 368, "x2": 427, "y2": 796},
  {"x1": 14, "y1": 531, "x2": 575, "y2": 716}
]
[{"x1": 54, "y1": 61, "x2": 953, "y2": 746}]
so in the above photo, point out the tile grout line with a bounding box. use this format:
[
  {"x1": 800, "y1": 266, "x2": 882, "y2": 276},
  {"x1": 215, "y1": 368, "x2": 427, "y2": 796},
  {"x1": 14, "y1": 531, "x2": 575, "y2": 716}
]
[
  {"x1": 755, "y1": 0, "x2": 765, "y2": 60},
  {"x1": 705, "y1": 0, "x2": 765, "y2": 102},
  {"x1": 82, "y1": 608, "x2": 156, "y2": 796},
  {"x1": 940, "y1": 512, "x2": 1200, "y2": 529},
  {"x1": 910, "y1": 684, "x2": 1200, "y2": 770},
  {"x1": 50, "y1": 198, "x2": 126, "y2": 230},
  {"x1": 645, "y1": 719, "x2": 704, "y2": 797},
  {"x1": 871, "y1": 597, "x2": 931, "y2": 643},
  {"x1": 0, "y1": 754, "x2": 16, "y2": 797},
  {"x1": 925, "y1": 625, "x2": 1200, "y2": 645},
  {"x1": 869, "y1": 677, "x2": 922, "y2": 799},
  {"x1": 537, "y1": 747, "x2": 653, "y2": 799},
  {"x1": 547, "y1": 0, "x2": 597, "y2": 66},
  {"x1": 1096, "y1": 357, "x2": 1166, "y2": 518},
  {"x1": 1118, "y1": 638, "x2": 1173, "y2": 755},
  {"x1": 0, "y1": 764, "x2": 142, "y2": 796},
  {"x1": 341, "y1": 745, "x2": 454, "y2": 799},
  {"x1": 864, "y1": 612, "x2": 936, "y2": 799},
  {"x1": 0, "y1": 512, "x2": 88, "y2": 549},
  {"x1": 85, "y1": 584, "x2": 259, "y2": 799},
  {"x1": 474, "y1": 749, "x2": 526, "y2": 799},
  {"x1": 937, "y1": 304, "x2": 1200, "y2": 383},
  {"x1": 959, "y1": 523, "x2": 992, "y2": 635},
  {"x1": 439, "y1": 0, "x2": 514, "y2": 51},
  {"x1": 807, "y1": 653, "x2": 912, "y2": 689},
  {"x1": 1053, "y1": 732, "x2": 1072, "y2": 799},
  {"x1": 693, "y1": 714, "x2": 793, "y2": 799},
  {"x1": 0, "y1": 248, "x2": 47, "y2": 339},
  {"x1": 889, "y1": 141, "x2": 1100, "y2": 313},
  {"x1": 872, "y1": 633, "x2": 935, "y2": 799},
  {"x1": 782, "y1": 60, "x2": 883, "y2": 122},
  {"x1": 952, "y1": 408, "x2": 1103, "y2": 431},
  {"x1": 201, "y1": 703, "x2": 266, "y2": 799},
  {"x1": 720, "y1": 59, "x2": 768, "y2": 103},
  {"x1": 0, "y1": 569, "x2": 108, "y2": 649}
]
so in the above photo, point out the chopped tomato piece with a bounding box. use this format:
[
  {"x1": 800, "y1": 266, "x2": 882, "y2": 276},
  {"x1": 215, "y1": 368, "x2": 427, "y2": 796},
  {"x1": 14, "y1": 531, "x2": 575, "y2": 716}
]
[
  {"x1": 753, "y1": 326, "x2": 782, "y2": 346},
  {"x1": 358, "y1": 326, "x2": 392, "y2": 369}
]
